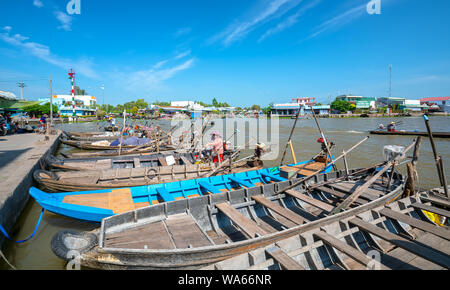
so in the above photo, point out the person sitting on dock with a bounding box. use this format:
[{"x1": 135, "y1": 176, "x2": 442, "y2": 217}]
[
  {"x1": 387, "y1": 122, "x2": 397, "y2": 132},
  {"x1": 207, "y1": 131, "x2": 224, "y2": 163}
]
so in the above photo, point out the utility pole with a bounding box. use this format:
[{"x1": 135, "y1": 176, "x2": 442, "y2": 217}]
[
  {"x1": 101, "y1": 84, "x2": 105, "y2": 109},
  {"x1": 389, "y1": 64, "x2": 392, "y2": 98},
  {"x1": 17, "y1": 82, "x2": 26, "y2": 100}
]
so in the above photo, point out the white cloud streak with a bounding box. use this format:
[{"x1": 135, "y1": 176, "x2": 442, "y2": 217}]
[
  {"x1": 307, "y1": 3, "x2": 367, "y2": 39},
  {"x1": 55, "y1": 11, "x2": 73, "y2": 31},
  {"x1": 124, "y1": 53, "x2": 195, "y2": 91},
  {"x1": 0, "y1": 27, "x2": 98, "y2": 79},
  {"x1": 33, "y1": 0, "x2": 44, "y2": 8},
  {"x1": 209, "y1": 0, "x2": 295, "y2": 46},
  {"x1": 259, "y1": 0, "x2": 321, "y2": 42}
]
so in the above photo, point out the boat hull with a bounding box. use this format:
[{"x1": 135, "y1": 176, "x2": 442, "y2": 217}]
[{"x1": 370, "y1": 130, "x2": 450, "y2": 138}]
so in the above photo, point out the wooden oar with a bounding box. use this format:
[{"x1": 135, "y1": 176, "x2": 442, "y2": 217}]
[
  {"x1": 276, "y1": 136, "x2": 370, "y2": 195},
  {"x1": 280, "y1": 104, "x2": 301, "y2": 166},
  {"x1": 330, "y1": 139, "x2": 417, "y2": 214}
]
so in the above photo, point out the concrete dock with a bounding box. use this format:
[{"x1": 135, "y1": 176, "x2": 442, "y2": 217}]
[{"x1": 0, "y1": 132, "x2": 60, "y2": 248}]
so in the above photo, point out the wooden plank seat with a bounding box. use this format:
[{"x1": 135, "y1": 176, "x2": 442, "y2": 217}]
[
  {"x1": 104, "y1": 221, "x2": 175, "y2": 249},
  {"x1": 285, "y1": 190, "x2": 334, "y2": 213},
  {"x1": 252, "y1": 195, "x2": 305, "y2": 225},
  {"x1": 180, "y1": 156, "x2": 193, "y2": 165},
  {"x1": 411, "y1": 203, "x2": 450, "y2": 219},
  {"x1": 349, "y1": 218, "x2": 450, "y2": 269},
  {"x1": 156, "y1": 187, "x2": 175, "y2": 202},
  {"x1": 313, "y1": 231, "x2": 390, "y2": 270},
  {"x1": 63, "y1": 188, "x2": 135, "y2": 214},
  {"x1": 292, "y1": 162, "x2": 326, "y2": 177},
  {"x1": 228, "y1": 177, "x2": 254, "y2": 188},
  {"x1": 158, "y1": 157, "x2": 168, "y2": 166},
  {"x1": 314, "y1": 186, "x2": 367, "y2": 205},
  {"x1": 266, "y1": 246, "x2": 305, "y2": 270},
  {"x1": 165, "y1": 214, "x2": 214, "y2": 248},
  {"x1": 198, "y1": 181, "x2": 221, "y2": 194},
  {"x1": 379, "y1": 208, "x2": 450, "y2": 241},
  {"x1": 260, "y1": 172, "x2": 287, "y2": 183},
  {"x1": 215, "y1": 203, "x2": 267, "y2": 238}
]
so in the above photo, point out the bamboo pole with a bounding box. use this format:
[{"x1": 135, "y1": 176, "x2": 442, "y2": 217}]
[
  {"x1": 311, "y1": 108, "x2": 335, "y2": 171},
  {"x1": 280, "y1": 105, "x2": 301, "y2": 166},
  {"x1": 276, "y1": 136, "x2": 370, "y2": 195},
  {"x1": 423, "y1": 114, "x2": 449, "y2": 199},
  {"x1": 118, "y1": 110, "x2": 126, "y2": 156},
  {"x1": 331, "y1": 139, "x2": 417, "y2": 214}
]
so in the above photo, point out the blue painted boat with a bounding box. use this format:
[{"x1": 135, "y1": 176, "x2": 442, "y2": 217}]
[{"x1": 30, "y1": 158, "x2": 334, "y2": 222}]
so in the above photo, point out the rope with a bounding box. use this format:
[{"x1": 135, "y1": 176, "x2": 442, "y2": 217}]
[{"x1": 0, "y1": 209, "x2": 45, "y2": 244}]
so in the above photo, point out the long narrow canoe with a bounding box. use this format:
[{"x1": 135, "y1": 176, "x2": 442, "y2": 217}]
[
  {"x1": 63, "y1": 131, "x2": 127, "y2": 142},
  {"x1": 30, "y1": 157, "x2": 334, "y2": 222},
  {"x1": 34, "y1": 158, "x2": 263, "y2": 192},
  {"x1": 370, "y1": 130, "x2": 450, "y2": 138},
  {"x1": 204, "y1": 194, "x2": 450, "y2": 270},
  {"x1": 49, "y1": 167, "x2": 405, "y2": 270},
  {"x1": 60, "y1": 138, "x2": 161, "y2": 150},
  {"x1": 44, "y1": 151, "x2": 204, "y2": 171}
]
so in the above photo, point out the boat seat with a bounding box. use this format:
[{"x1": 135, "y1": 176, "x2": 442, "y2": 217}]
[
  {"x1": 228, "y1": 177, "x2": 254, "y2": 188},
  {"x1": 156, "y1": 187, "x2": 175, "y2": 202},
  {"x1": 260, "y1": 172, "x2": 286, "y2": 182},
  {"x1": 198, "y1": 181, "x2": 221, "y2": 194},
  {"x1": 266, "y1": 246, "x2": 305, "y2": 270},
  {"x1": 252, "y1": 195, "x2": 305, "y2": 225},
  {"x1": 215, "y1": 203, "x2": 267, "y2": 238}
]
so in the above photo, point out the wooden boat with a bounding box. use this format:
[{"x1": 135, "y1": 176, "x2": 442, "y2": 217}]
[
  {"x1": 47, "y1": 167, "x2": 405, "y2": 269},
  {"x1": 63, "y1": 131, "x2": 124, "y2": 142},
  {"x1": 30, "y1": 156, "x2": 334, "y2": 222},
  {"x1": 105, "y1": 126, "x2": 119, "y2": 132},
  {"x1": 60, "y1": 146, "x2": 179, "y2": 159},
  {"x1": 370, "y1": 130, "x2": 450, "y2": 138},
  {"x1": 34, "y1": 158, "x2": 264, "y2": 192},
  {"x1": 44, "y1": 151, "x2": 205, "y2": 171},
  {"x1": 60, "y1": 138, "x2": 159, "y2": 151},
  {"x1": 203, "y1": 194, "x2": 450, "y2": 270}
]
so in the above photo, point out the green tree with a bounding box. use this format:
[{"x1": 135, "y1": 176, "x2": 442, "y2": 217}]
[
  {"x1": 251, "y1": 104, "x2": 261, "y2": 111},
  {"x1": 73, "y1": 86, "x2": 87, "y2": 95},
  {"x1": 212, "y1": 98, "x2": 219, "y2": 107},
  {"x1": 131, "y1": 106, "x2": 139, "y2": 115},
  {"x1": 331, "y1": 100, "x2": 352, "y2": 113},
  {"x1": 23, "y1": 103, "x2": 58, "y2": 117}
]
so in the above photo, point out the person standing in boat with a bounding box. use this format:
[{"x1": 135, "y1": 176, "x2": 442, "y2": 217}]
[
  {"x1": 207, "y1": 131, "x2": 224, "y2": 163},
  {"x1": 387, "y1": 122, "x2": 397, "y2": 132}
]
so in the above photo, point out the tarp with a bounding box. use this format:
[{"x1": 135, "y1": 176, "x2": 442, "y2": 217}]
[{"x1": 110, "y1": 136, "x2": 152, "y2": 147}]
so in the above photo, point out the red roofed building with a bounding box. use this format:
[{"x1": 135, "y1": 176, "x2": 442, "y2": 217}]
[{"x1": 420, "y1": 97, "x2": 450, "y2": 113}]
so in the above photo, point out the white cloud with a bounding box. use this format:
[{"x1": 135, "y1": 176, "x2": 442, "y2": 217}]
[
  {"x1": 123, "y1": 53, "x2": 195, "y2": 91},
  {"x1": 307, "y1": 3, "x2": 367, "y2": 39},
  {"x1": 33, "y1": 0, "x2": 44, "y2": 8},
  {"x1": 174, "y1": 27, "x2": 192, "y2": 38},
  {"x1": 259, "y1": 0, "x2": 321, "y2": 42},
  {"x1": 0, "y1": 27, "x2": 98, "y2": 79},
  {"x1": 55, "y1": 11, "x2": 73, "y2": 31},
  {"x1": 209, "y1": 0, "x2": 296, "y2": 46},
  {"x1": 3, "y1": 26, "x2": 12, "y2": 32}
]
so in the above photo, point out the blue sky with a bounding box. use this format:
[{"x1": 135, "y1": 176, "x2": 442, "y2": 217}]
[{"x1": 0, "y1": 0, "x2": 450, "y2": 107}]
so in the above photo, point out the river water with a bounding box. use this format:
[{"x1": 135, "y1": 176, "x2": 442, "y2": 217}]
[{"x1": 1, "y1": 116, "x2": 449, "y2": 270}]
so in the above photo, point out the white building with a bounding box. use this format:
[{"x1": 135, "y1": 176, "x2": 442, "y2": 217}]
[{"x1": 39, "y1": 95, "x2": 97, "y2": 116}]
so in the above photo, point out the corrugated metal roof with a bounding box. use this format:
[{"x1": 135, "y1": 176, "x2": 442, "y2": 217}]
[
  {"x1": 0, "y1": 90, "x2": 18, "y2": 101},
  {"x1": 420, "y1": 97, "x2": 450, "y2": 102}
]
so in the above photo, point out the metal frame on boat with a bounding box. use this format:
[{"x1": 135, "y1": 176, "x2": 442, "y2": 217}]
[
  {"x1": 49, "y1": 168, "x2": 405, "y2": 270},
  {"x1": 203, "y1": 194, "x2": 450, "y2": 270},
  {"x1": 30, "y1": 158, "x2": 334, "y2": 222}
]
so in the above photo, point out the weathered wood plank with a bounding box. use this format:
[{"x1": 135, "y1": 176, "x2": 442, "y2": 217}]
[
  {"x1": 349, "y1": 218, "x2": 450, "y2": 269},
  {"x1": 165, "y1": 214, "x2": 213, "y2": 248},
  {"x1": 216, "y1": 203, "x2": 267, "y2": 238},
  {"x1": 252, "y1": 195, "x2": 305, "y2": 225},
  {"x1": 266, "y1": 247, "x2": 305, "y2": 270},
  {"x1": 313, "y1": 231, "x2": 390, "y2": 270},
  {"x1": 411, "y1": 203, "x2": 450, "y2": 219},
  {"x1": 379, "y1": 208, "x2": 450, "y2": 241},
  {"x1": 285, "y1": 190, "x2": 334, "y2": 212}
]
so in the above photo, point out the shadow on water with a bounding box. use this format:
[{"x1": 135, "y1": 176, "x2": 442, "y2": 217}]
[{"x1": 0, "y1": 148, "x2": 32, "y2": 170}]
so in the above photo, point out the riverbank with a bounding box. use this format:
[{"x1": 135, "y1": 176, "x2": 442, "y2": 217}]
[{"x1": 0, "y1": 132, "x2": 61, "y2": 249}]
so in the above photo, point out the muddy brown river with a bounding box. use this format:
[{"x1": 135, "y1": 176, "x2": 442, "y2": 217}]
[{"x1": 1, "y1": 116, "x2": 449, "y2": 270}]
